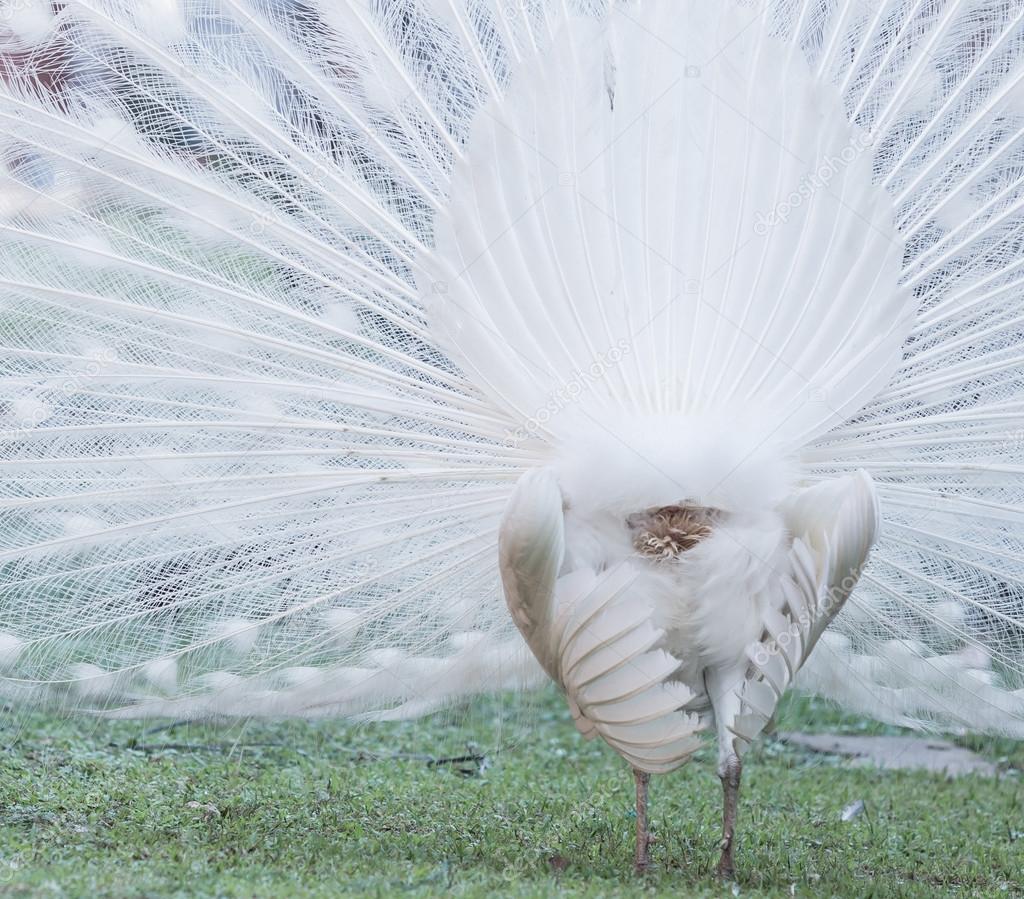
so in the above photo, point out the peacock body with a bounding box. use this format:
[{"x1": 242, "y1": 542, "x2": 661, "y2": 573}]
[{"x1": 2, "y1": 0, "x2": 1024, "y2": 876}]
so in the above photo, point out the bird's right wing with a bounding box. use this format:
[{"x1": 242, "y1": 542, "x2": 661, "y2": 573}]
[{"x1": 727, "y1": 471, "x2": 879, "y2": 752}]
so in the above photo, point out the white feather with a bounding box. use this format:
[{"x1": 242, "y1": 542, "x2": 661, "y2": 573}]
[
  {"x1": 0, "y1": 1, "x2": 1021, "y2": 756},
  {"x1": 1, "y1": 0, "x2": 56, "y2": 44},
  {"x1": 0, "y1": 633, "x2": 24, "y2": 668}
]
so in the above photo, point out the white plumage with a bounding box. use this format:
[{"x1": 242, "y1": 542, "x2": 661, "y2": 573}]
[{"x1": 2, "y1": 0, "x2": 1024, "y2": 877}]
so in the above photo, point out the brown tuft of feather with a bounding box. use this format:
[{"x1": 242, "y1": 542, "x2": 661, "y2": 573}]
[{"x1": 628, "y1": 505, "x2": 719, "y2": 560}]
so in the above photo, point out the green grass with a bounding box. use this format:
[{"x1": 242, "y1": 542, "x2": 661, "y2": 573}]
[{"x1": 1, "y1": 690, "x2": 1021, "y2": 898}]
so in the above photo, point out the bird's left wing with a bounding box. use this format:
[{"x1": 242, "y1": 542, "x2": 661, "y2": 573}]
[
  {"x1": 499, "y1": 470, "x2": 705, "y2": 773},
  {"x1": 727, "y1": 471, "x2": 880, "y2": 752},
  {"x1": 498, "y1": 468, "x2": 566, "y2": 682}
]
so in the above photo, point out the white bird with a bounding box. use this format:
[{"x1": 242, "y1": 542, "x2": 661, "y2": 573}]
[{"x1": 1, "y1": 0, "x2": 1024, "y2": 879}]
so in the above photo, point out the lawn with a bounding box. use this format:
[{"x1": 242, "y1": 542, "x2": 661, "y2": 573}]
[{"x1": 1, "y1": 690, "x2": 1021, "y2": 898}]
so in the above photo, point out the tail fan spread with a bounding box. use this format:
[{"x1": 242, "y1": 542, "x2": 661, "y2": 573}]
[{"x1": 0, "y1": 2, "x2": 1023, "y2": 738}]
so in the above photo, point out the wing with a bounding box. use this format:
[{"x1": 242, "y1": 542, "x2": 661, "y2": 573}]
[
  {"x1": 499, "y1": 470, "x2": 705, "y2": 773},
  {"x1": 497, "y1": 467, "x2": 566, "y2": 681},
  {"x1": 728, "y1": 471, "x2": 879, "y2": 752},
  {"x1": 554, "y1": 564, "x2": 705, "y2": 774}
]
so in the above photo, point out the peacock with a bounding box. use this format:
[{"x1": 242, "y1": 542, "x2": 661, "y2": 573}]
[{"x1": 2, "y1": 0, "x2": 1024, "y2": 879}]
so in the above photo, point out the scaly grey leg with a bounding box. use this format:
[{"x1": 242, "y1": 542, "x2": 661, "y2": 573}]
[
  {"x1": 716, "y1": 755, "x2": 742, "y2": 881},
  {"x1": 633, "y1": 767, "x2": 652, "y2": 873}
]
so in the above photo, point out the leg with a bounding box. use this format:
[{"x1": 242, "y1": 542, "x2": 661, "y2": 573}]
[
  {"x1": 704, "y1": 665, "x2": 748, "y2": 882},
  {"x1": 633, "y1": 767, "x2": 652, "y2": 873},
  {"x1": 716, "y1": 754, "x2": 742, "y2": 881}
]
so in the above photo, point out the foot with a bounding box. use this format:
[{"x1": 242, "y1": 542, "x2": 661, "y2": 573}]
[
  {"x1": 716, "y1": 835, "x2": 735, "y2": 881},
  {"x1": 635, "y1": 841, "x2": 651, "y2": 874},
  {"x1": 635, "y1": 828, "x2": 655, "y2": 874}
]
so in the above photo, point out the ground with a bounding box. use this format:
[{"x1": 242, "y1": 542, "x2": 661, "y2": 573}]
[{"x1": 1, "y1": 690, "x2": 1021, "y2": 898}]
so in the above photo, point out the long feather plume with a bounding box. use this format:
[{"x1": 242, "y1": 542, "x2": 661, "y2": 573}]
[{"x1": 0, "y1": 0, "x2": 1022, "y2": 738}]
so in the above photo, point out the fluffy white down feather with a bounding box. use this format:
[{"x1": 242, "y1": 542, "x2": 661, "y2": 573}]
[{"x1": 554, "y1": 410, "x2": 796, "y2": 519}]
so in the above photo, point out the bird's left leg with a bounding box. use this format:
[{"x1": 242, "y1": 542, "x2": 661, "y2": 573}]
[
  {"x1": 705, "y1": 665, "x2": 747, "y2": 881},
  {"x1": 633, "y1": 767, "x2": 652, "y2": 873},
  {"x1": 716, "y1": 753, "x2": 742, "y2": 880}
]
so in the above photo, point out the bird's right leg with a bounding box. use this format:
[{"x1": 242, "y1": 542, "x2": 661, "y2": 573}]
[
  {"x1": 705, "y1": 665, "x2": 747, "y2": 882},
  {"x1": 633, "y1": 767, "x2": 652, "y2": 873}
]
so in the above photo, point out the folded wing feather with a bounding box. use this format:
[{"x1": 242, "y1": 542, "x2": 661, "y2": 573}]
[
  {"x1": 499, "y1": 470, "x2": 705, "y2": 774},
  {"x1": 728, "y1": 471, "x2": 880, "y2": 753}
]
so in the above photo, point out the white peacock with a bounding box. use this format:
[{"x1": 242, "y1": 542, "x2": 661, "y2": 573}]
[{"x1": 1, "y1": 0, "x2": 1023, "y2": 878}]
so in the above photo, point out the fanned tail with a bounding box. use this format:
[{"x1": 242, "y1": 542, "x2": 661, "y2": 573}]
[{"x1": 2, "y1": 2, "x2": 1024, "y2": 739}]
